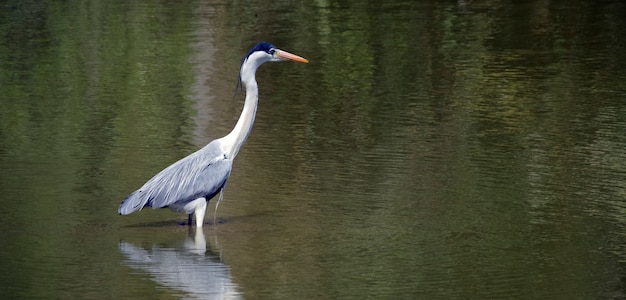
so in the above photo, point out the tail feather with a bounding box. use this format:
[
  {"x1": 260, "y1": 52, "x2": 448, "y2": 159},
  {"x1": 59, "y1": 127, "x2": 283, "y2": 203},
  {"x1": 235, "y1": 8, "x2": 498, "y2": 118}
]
[{"x1": 118, "y1": 190, "x2": 151, "y2": 215}]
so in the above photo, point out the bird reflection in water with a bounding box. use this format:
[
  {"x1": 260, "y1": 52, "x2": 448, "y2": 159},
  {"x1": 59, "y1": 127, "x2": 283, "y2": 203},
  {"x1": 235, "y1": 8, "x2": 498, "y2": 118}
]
[{"x1": 119, "y1": 229, "x2": 241, "y2": 299}]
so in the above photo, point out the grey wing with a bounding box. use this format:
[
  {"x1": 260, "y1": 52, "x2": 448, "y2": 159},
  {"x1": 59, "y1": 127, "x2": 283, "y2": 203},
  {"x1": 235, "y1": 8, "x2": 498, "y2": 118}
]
[{"x1": 119, "y1": 147, "x2": 233, "y2": 215}]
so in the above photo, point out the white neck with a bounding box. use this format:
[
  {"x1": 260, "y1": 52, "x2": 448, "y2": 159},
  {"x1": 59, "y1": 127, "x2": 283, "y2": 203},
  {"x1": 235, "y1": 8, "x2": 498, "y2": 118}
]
[{"x1": 222, "y1": 57, "x2": 262, "y2": 158}]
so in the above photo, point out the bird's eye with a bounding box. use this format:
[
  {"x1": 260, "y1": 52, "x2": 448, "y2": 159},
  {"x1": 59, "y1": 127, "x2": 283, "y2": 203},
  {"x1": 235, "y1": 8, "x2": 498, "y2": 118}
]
[{"x1": 268, "y1": 48, "x2": 276, "y2": 55}]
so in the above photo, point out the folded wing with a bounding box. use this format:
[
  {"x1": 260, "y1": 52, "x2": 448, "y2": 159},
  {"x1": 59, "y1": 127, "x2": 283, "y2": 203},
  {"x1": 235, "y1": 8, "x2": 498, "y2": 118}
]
[{"x1": 119, "y1": 144, "x2": 233, "y2": 215}]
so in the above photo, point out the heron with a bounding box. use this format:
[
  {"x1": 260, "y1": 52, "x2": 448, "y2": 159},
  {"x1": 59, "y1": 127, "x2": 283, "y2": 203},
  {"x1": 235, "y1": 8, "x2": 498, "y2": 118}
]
[{"x1": 118, "y1": 42, "x2": 308, "y2": 227}]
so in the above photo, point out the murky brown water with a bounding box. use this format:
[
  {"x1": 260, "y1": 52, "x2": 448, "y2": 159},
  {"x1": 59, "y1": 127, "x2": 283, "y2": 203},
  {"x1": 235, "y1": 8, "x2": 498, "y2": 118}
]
[{"x1": 1, "y1": 1, "x2": 626, "y2": 298}]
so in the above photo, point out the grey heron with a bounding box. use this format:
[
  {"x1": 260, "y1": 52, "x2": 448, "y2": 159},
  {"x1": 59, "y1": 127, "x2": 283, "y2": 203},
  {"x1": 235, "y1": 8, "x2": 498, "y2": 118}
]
[{"x1": 118, "y1": 42, "x2": 308, "y2": 227}]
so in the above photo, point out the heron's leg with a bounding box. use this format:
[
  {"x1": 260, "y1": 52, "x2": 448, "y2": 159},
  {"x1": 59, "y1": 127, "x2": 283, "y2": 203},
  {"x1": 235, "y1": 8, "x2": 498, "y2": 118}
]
[
  {"x1": 213, "y1": 188, "x2": 225, "y2": 224},
  {"x1": 187, "y1": 213, "x2": 193, "y2": 226},
  {"x1": 194, "y1": 197, "x2": 207, "y2": 227}
]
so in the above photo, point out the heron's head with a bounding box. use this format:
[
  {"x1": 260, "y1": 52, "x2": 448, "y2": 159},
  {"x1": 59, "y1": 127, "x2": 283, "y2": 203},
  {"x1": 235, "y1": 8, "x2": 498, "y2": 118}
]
[
  {"x1": 236, "y1": 42, "x2": 308, "y2": 92},
  {"x1": 243, "y1": 42, "x2": 309, "y2": 67}
]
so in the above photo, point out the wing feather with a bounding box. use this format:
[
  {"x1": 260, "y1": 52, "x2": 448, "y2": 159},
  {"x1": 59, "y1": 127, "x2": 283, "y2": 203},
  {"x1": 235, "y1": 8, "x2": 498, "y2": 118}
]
[{"x1": 118, "y1": 142, "x2": 233, "y2": 215}]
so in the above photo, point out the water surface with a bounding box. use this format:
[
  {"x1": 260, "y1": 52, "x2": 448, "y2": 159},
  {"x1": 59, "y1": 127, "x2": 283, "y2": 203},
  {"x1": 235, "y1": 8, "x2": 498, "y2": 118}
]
[{"x1": 1, "y1": 1, "x2": 626, "y2": 299}]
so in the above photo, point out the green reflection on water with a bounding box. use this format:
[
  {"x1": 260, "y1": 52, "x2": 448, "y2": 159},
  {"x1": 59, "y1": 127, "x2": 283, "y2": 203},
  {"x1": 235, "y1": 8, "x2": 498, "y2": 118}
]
[
  {"x1": 1, "y1": 0, "x2": 626, "y2": 299},
  {"x1": 0, "y1": 1, "x2": 198, "y2": 298}
]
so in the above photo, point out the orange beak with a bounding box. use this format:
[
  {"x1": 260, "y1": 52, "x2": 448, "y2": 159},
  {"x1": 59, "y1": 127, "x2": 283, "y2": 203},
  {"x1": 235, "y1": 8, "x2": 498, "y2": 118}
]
[{"x1": 276, "y1": 49, "x2": 309, "y2": 63}]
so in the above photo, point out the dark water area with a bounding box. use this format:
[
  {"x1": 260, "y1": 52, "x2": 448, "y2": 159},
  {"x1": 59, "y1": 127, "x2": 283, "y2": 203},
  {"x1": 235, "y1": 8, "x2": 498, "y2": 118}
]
[{"x1": 1, "y1": 1, "x2": 626, "y2": 299}]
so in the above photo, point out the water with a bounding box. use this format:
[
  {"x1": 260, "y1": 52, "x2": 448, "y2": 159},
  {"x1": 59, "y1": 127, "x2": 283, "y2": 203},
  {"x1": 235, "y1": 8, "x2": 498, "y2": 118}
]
[{"x1": 1, "y1": 0, "x2": 626, "y2": 299}]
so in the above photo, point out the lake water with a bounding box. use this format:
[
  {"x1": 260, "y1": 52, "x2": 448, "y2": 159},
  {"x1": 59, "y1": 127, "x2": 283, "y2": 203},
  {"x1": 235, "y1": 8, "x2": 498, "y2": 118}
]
[{"x1": 1, "y1": 1, "x2": 626, "y2": 299}]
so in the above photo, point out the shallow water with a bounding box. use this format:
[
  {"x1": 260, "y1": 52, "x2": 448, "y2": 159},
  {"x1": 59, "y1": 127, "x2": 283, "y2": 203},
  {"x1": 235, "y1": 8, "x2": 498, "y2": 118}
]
[{"x1": 1, "y1": 1, "x2": 626, "y2": 298}]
